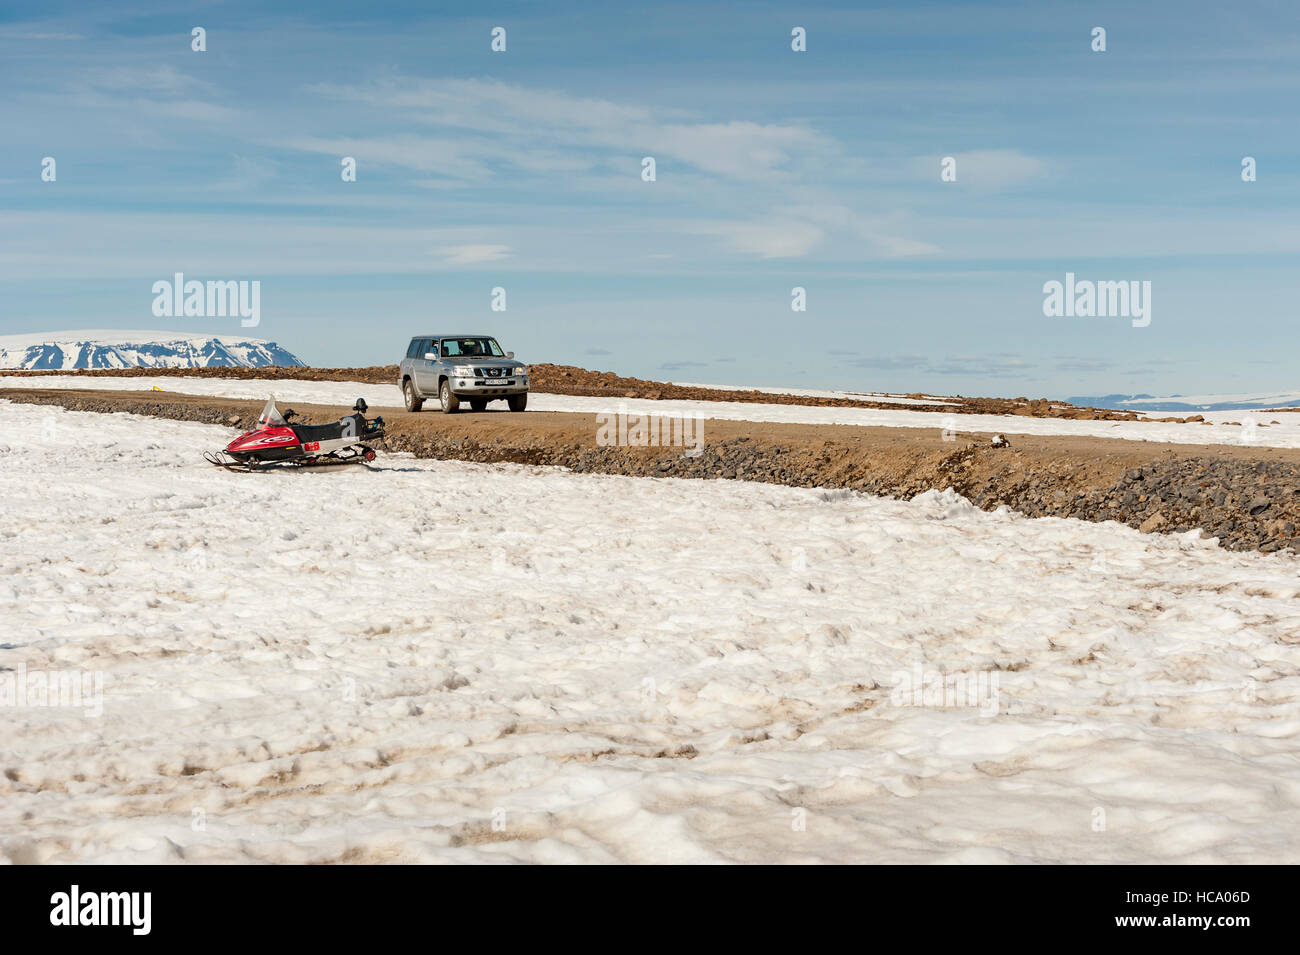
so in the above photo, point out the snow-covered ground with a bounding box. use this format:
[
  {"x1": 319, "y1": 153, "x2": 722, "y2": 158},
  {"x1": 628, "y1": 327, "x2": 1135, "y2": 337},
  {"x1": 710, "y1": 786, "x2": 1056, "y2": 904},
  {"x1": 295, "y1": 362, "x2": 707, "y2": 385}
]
[
  {"x1": 671, "y1": 381, "x2": 956, "y2": 406},
  {"x1": 5, "y1": 374, "x2": 1300, "y2": 448},
  {"x1": 2, "y1": 401, "x2": 1299, "y2": 863}
]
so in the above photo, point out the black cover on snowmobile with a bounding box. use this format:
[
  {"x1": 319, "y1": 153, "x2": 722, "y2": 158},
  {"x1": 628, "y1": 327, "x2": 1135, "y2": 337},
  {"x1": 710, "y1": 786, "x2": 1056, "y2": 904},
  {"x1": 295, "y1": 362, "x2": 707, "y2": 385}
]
[{"x1": 292, "y1": 414, "x2": 367, "y2": 443}]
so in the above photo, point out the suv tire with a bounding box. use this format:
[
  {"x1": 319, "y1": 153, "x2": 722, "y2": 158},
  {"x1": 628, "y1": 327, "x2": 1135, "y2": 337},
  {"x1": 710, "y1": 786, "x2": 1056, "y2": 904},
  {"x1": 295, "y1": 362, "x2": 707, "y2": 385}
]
[
  {"x1": 469, "y1": 398, "x2": 488, "y2": 412},
  {"x1": 440, "y1": 379, "x2": 461, "y2": 413},
  {"x1": 403, "y1": 379, "x2": 423, "y2": 412},
  {"x1": 508, "y1": 394, "x2": 528, "y2": 412}
]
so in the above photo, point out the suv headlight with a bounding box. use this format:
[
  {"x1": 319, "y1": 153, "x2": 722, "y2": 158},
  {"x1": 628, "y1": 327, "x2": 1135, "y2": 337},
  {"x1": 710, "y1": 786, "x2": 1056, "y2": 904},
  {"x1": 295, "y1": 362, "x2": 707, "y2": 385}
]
[
  {"x1": 513, "y1": 366, "x2": 527, "y2": 376},
  {"x1": 452, "y1": 365, "x2": 474, "y2": 376}
]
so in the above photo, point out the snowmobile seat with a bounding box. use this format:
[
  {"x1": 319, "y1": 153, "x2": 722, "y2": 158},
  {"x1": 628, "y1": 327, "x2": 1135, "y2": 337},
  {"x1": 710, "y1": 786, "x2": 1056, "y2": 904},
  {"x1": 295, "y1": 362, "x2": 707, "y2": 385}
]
[
  {"x1": 292, "y1": 422, "x2": 344, "y2": 442},
  {"x1": 292, "y1": 414, "x2": 366, "y2": 443}
]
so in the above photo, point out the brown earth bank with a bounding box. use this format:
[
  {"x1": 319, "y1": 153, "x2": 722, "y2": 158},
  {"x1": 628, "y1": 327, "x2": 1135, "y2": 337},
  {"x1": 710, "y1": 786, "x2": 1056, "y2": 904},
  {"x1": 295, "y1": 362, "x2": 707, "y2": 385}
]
[
  {"x1": 5, "y1": 385, "x2": 1300, "y2": 556},
  {"x1": 1, "y1": 363, "x2": 1157, "y2": 421}
]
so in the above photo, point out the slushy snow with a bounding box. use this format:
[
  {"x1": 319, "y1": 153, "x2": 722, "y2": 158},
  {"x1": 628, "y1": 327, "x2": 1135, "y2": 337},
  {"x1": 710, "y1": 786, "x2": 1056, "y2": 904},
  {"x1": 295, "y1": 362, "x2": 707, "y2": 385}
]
[{"x1": 1, "y1": 401, "x2": 1299, "y2": 863}]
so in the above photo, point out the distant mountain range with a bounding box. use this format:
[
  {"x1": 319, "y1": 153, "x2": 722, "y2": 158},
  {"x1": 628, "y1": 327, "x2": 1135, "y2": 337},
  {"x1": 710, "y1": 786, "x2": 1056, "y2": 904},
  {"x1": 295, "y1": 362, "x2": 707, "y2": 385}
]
[
  {"x1": 1069, "y1": 391, "x2": 1300, "y2": 413},
  {"x1": 0, "y1": 330, "x2": 305, "y2": 370}
]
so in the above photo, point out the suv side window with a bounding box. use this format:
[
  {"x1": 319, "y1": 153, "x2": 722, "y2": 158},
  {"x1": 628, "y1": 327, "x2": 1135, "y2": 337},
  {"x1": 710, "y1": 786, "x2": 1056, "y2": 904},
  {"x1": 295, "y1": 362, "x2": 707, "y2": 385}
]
[
  {"x1": 406, "y1": 339, "x2": 421, "y2": 359},
  {"x1": 427, "y1": 340, "x2": 438, "y2": 358}
]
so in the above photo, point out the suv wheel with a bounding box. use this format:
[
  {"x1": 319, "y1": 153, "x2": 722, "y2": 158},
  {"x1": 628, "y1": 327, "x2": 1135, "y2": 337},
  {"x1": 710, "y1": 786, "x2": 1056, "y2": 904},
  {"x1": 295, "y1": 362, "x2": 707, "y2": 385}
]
[
  {"x1": 469, "y1": 398, "x2": 488, "y2": 412},
  {"x1": 403, "y1": 379, "x2": 423, "y2": 412},
  {"x1": 440, "y1": 379, "x2": 460, "y2": 413},
  {"x1": 508, "y1": 394, "x2": 528, "y2": 412}
]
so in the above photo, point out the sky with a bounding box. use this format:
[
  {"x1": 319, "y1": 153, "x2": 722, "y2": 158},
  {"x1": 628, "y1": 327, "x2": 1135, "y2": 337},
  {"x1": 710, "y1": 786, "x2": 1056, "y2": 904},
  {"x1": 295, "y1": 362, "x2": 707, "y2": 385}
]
[{"x1": 2, "y1": 0, "x2": 1298, "y2": 398}]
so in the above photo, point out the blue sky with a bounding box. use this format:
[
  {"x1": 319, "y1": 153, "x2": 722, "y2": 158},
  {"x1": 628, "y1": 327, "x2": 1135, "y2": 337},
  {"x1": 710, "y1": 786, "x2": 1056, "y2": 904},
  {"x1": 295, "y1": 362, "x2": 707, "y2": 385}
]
[{"x1": 2, "y1": 0, "x2": 1298, "y2": 397}]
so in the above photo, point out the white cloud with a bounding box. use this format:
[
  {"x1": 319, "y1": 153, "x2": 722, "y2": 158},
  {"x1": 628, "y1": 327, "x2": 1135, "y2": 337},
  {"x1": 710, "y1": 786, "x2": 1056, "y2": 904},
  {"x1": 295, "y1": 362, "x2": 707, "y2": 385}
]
[
  {"x1": 210, "y1": 155, "x2": 279, "y2": 191},
  {"x1": 648, "y1": 120, "x2": 823, "y2": 181},
  {"x1": 301, "y1": 78, "x2": 830, "y2": 183},
  {"x1": 0, "y1": 30, "x2": 86, "y2": 40},
  {"x1": 770, "y1": 203, "x2": 940, "y2": 259},
  {"x1": 0, "y1": 211, "x2": 524, "y2": 279},
  {"x1": 712, "y1": 221, "x2": 824, "y2": 259},
  {"x1": 436, "y1": 244, "x2": 512, "y2": 266},
  {"x1": 19, "y1": 65, "x2": 238, "y2": 123},
  {"x1": 873, "y1": 235, "x2": 941, "y2": 257},
  {"x1": 288, "y1": 135, "x2": 494, "y2": 180},
  {"x1": 89, "y1": 65, "x2": 202, "y2": 93}
]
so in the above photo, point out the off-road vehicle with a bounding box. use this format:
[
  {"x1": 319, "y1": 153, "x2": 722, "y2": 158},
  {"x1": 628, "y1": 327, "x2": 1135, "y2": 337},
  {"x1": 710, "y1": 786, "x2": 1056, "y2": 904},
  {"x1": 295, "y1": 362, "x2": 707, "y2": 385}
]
[{"x1": 398, "y1": 334, "x2": 529, "y2": 413}]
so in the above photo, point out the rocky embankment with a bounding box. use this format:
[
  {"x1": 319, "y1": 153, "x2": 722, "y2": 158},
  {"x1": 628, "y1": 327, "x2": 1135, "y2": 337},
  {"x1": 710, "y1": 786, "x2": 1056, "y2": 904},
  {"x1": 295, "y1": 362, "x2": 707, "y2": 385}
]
[{"x1": 6, "y1": 387, "x2": 1300, "y2": 556}]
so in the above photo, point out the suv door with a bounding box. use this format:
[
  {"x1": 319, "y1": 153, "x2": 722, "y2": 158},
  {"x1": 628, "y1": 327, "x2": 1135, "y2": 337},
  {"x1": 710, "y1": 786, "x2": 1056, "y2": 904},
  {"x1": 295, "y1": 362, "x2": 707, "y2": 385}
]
[
  {"x1": 403, "y1": 338, "x2": 421, "y2": 381},
  {"x1": 415, "y1": 339, "x2": 438, "y2": 393}
]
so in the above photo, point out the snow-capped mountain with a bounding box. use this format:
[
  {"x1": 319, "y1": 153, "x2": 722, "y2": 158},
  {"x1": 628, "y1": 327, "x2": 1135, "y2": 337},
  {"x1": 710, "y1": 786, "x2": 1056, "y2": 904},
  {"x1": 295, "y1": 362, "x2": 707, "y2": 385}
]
[
  {"x1": 0, "y1": 330, "x2": 305, "y2": 370},
  {"x1": 1069, "y1": 390, "x2": 1300, "y2": 413}
]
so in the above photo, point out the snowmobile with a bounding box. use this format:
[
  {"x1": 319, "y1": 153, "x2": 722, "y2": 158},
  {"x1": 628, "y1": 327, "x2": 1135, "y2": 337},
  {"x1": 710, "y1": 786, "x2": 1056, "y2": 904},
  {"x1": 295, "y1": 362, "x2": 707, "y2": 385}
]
[{"x1": 205, "y1": 395, "x2": 385, "y2": 471}]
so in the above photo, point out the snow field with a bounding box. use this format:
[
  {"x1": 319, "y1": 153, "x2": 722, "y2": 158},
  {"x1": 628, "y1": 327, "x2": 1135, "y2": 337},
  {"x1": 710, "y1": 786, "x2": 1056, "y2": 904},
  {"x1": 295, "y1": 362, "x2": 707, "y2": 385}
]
[{"x1": 1, "y1": 401, "x2": 1299, "y2": 862}]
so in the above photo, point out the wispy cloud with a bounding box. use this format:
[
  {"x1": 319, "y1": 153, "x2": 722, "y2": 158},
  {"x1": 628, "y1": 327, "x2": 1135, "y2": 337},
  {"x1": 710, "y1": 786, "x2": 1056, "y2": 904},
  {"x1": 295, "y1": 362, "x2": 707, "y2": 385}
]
[
  {"x1": 87, "y1": 65, "x2": 203, "y2": 93},
  {"x1": 0, "y1": 30, "x2": 86, "y2": 40},
  {"x1": 17, "y1": 63, "x2": 238, "y2": 123},
  {"x1": 436, "y1": 244, "x2": 512, "y2": 266},
  {"x1": 710, "y1": 221, "x2": 824, "y2": 259},
  {"x1": 300, "y1": 77, "x2": 834, "y2": 184},
  {"x1": 847, "y1": 354, "x2": 1033, "y2": 377},
  {"x1": 1054, "y1": 356, "x2": 1113, "y2": 372}
]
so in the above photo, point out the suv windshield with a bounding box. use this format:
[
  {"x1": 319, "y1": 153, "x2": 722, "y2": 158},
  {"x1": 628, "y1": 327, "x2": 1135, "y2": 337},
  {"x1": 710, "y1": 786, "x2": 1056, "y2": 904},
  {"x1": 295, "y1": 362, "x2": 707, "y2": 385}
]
[{"x1": 440, "y1": 338, "x2": 504, "y2": 358}]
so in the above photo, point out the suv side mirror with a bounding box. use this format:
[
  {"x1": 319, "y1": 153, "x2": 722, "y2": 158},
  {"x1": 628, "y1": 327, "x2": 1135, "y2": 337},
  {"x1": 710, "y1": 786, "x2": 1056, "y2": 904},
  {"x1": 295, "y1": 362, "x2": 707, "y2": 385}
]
[
  {"x1": 506, "y1": 351, "x2": 515, "y2": 359},
  {"x1": 424, "y1": 352, "x2": 437, "y2": 360}
]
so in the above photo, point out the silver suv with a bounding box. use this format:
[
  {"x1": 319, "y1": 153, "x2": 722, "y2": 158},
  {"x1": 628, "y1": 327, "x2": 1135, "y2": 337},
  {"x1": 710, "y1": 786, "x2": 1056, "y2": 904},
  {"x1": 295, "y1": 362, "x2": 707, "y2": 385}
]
[{"x1": 398, "y1": 334, "x2": 529, "y2": 413}]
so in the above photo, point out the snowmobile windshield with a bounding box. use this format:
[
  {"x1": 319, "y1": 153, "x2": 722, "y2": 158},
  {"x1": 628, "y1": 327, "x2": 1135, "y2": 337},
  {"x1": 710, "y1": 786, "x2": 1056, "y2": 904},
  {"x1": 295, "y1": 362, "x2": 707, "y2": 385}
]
[{"x1": 257, "y1": 396, "x2": 287, "y2": 428}]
